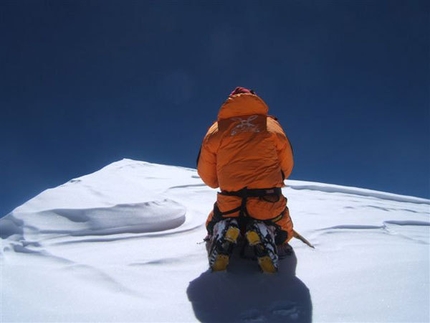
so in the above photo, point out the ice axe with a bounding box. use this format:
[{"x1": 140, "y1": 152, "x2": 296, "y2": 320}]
[{"x1": 293, "y1": 230, "x2": 315, "y2": 249}]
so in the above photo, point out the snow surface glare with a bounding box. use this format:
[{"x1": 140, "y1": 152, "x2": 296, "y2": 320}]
[{"x1": 1, "y1": 159, "x2": 429, "y2": 322}]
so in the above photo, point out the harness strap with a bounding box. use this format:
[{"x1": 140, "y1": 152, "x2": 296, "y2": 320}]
[
  {"x1": 215, "y1": 187, "x2": 282, "y2": 218},
  {"x1": 220, "y1": 187, "x2": 282, "y2": 198}
]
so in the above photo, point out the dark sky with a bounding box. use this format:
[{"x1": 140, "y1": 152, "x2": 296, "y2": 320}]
[{"x1": 1, "y1": 0, "x2": 429, "y2": 217}]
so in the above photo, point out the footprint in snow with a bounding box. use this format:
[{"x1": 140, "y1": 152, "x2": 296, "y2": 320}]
[
  {"x1": 240, "y1": 309, "x2": 266, "y2": 322},
  {"x1": 240, "y1": 302, "x2": 300, "y2": 322},
  {"x1": 271, "y1": 302, "x2": 300, "y2": 320}
]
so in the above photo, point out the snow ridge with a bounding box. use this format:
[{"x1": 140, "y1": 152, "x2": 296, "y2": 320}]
[{"x1": 1, "y1": 159, "x2": 429, "y2": 322}]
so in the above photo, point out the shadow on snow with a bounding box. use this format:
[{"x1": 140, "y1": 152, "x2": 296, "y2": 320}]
[{"x1": 187, "y1": 251, "x2": 312, "y2": 323}]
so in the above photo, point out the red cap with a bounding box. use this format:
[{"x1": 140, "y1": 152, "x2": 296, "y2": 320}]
[{"x1": 229, "y1": 86, "x2": 255, "y2": 96}]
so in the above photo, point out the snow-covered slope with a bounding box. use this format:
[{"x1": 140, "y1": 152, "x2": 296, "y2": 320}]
[{"x1": 1, "y1": 159, "x2": 429, "y2": 322}]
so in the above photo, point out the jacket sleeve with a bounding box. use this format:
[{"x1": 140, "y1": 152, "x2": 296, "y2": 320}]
[
  {"x1": 268, "y1": 117, "x2": 294, "y2": 179},
  {"x1": 197, "y1": 123, "x2": 219, "y2": 188}
]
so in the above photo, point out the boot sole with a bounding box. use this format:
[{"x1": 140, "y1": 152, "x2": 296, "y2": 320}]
[
  {"x1": 211, "y1": 254, "x2": 230, "y2": 272},
  {"x1": 257, "y1": 255, "x2": 277, "y2": 273}
]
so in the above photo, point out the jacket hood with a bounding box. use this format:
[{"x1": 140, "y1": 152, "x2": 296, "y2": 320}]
[{"x1": 217, "y1": 93, "x2": 269, "y2": 120}]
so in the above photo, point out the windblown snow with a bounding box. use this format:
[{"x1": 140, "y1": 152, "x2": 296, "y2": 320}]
[{"x1": 1, "y1": 159, "x2": 429, "y2": 322}]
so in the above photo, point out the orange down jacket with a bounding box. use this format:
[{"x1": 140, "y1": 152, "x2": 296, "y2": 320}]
[
  {"x1": 197, "y1": 91, "x2": 295, "y2": 243},
  {"x1": 197, "y1": 92, "x2": 293, "y2": 190}
]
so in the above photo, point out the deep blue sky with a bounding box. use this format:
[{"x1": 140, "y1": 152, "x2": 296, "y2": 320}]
[{"x1": 1, "y1": 0, "x2": 429, "y2": 217}]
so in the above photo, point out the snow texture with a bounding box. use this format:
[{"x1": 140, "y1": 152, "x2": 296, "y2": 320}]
[{"x1": 1, "y1": 159, "x2": 429, "y2": 322}]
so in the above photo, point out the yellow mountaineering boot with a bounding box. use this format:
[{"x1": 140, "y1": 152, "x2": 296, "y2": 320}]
[
  {"x1": 208, "y1": 219, "x2": 240, "y2": 272},
  {"x1": 245, "y1": 220, "x2": 279, "y2": 273}
]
